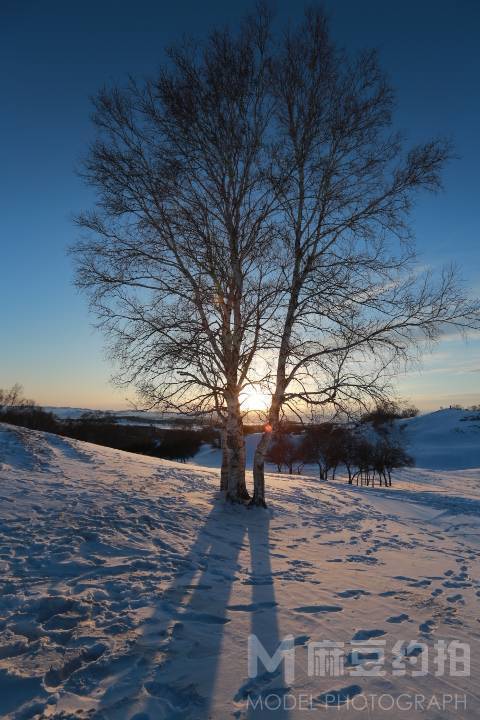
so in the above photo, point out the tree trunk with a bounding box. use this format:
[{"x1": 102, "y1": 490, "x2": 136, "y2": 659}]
[
  {"x1": 251, "y1": 429, "x2": 270, "y2": 507},
  {"x1": 220, "y1": 428, "x2": 229, "y2": 492},
  {"x1": 225, "y1": 394, "x2": 249, "y2": 502},
  {"x1": 251, "y1": 392, "x2": 283, "y2": 507}
]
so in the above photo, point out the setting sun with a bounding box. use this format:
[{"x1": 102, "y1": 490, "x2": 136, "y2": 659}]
[{"x1": 239, "y1": 385, "x2": 270, "y2": 412}]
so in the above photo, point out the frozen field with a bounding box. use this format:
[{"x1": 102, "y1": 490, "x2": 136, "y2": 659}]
[{"x1": 0, "y1": 420, "x2": 479, "y2": 718}]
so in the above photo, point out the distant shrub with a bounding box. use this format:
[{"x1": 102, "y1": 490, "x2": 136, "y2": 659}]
[
  {"x1": 0, "y1": 383, "x2": 35, "y2": 411},
  {"x1": 266, "y1": 431, "x2": 303, "y2": 474},
  {"x1": 63, "y1": 416, "x2": 160, "y2": 454},
  {"x1": 300, "y1": 423, "x2": 349, "y2": 480},
  {"x1": 400, "y1": 406, "x2": 419, "y2": 419},
  {"x1": 361, "y1": 400, "x2": 419, "y2": 426},
  {"x1": 156, "y1": 429, "x2": 202, "y2": 462},
  {"x1": 274, "y1": 418, "x2": 415, "y2": 488},
  {"x1": 197, "y1": 426, "x2": 220, "y2": 447},
  {"x1": 0, "y1": 394, "x2": 217, "y2": 463},
  {"x1": 0, "y1": 405, "x2": 60, "y2": 433}
]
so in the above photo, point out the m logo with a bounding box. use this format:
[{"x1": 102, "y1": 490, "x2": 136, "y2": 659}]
[{"x1": 248, "y1": 634, "x2": 296, "y2": 684}]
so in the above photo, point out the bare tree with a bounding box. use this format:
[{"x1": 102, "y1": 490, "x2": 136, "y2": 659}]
[
  {"x1": 0, "y1": 384, "x2": 34, "y2": 410},
  {"x1": 72, "y1": 6, "x2": 478, "y2": 508},
  {"x1": 72, "y1": 11, "x2": 277, "y2": 502},
  {"x1": 250, "y1": 9, "x2": 479, "y2": 505},
  {"x1": 265, "y1": 427, "x2": 303, "y2": 474}
]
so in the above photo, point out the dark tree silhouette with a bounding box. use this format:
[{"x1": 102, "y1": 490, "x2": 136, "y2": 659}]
[
  {"x1": 72, "y1": 6, "x2": 479, "y2": 507},
  {"x1": 72, "y1": 10, "x2": 276, "y2": 502},
  {"x1": 249, "y1": 9, "x2": 479, "y2": 505},
  {"x1": 301, "y1": 423, "x2": 353, "y2": 481},
  {"x1": 0, "y1": 384, "x2": 33, "y2": 410},
  {"x1": 266, "y1": 430, "x2": 303, "y2": 474}
]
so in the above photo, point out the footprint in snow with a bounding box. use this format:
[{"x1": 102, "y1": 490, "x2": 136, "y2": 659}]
[
  {"x1": 346, "y1": 555, "x2": 378, "y2": 565},
  {"x1": 294, "y1": 634, "x2": 310, "y2": 646},
  {"x1": 408, "y1": 579, "x2": 431, "y2": 588},
  {"x1": 35, "y1": 596, "x2": 78, "y2": 623},
  {"x1": 294, "y1": 604, "x2": 343, "y2": 614},
  {"x1": 447, "y1": 594, "x2": 464, "y2": 604},
  {"x1": 404, "y1": 643, "x2": 424, "y2": 658},
  {"x1": 345, "y1": 649, "x2": 380, "y2": 666},
  {"x1": 393, "y1": 575, "x2": 416, "y2": 582},
  {"x1": 443, "y1": 579, "x2": 472, "y2": 589},
  {"x1": 234, "y1": 669, "x2": 283, "y2": 702},
  {"x1": 379, "y1": 590, "x2": 409, "y2": 598},
  {"x1": 179, "y1": 583, "x2": 212, "y2": 591},
  {"x1": 175, "y1": 611, "x2": 230, "y2": 625},
  {"x1": 386, "y1": 613, "x2": 409, "y2": 624},
  {"x1": 144, "y1": 681, "x2": 206, "y2": 711},
  {"x1": 337, "y1": 589, "x2": 371, "y2": 599},
  {"x1": 44, "y1": 642, "x2": 106, "y2": 688},
  {"x1": 352, "y1": 628, "x2": 386, "y2": 641},
  {"x1": 242, "y1": 577, "x2": 273, "y2": 586},
  {"x1": 227, "y1": 601, "x2": 277, "y2": 612},
  {"x1": 419, "y1": 619, "x2": 436, "y2": 635},
  {"x1": 314, "y1": 684, "x2": 362, "y2": 706}
]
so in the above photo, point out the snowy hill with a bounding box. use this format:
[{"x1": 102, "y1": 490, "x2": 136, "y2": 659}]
[
  {"x1": 398, "y1": 408, "x2": 480, "y2": 470},
  {"x1": 0, "y1": 423, "x2": 479, "y2": 718}
]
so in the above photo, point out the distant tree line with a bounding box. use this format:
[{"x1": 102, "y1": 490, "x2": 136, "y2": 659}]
[
  {"x1": 266, "y1": 403, "x2": 415, "y2": 487},
  {"x1": 0, "y1": 385, "x2": 217, "y2": 462}
]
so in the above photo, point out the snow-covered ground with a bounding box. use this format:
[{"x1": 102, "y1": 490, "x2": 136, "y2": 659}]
[
  {"x1": 399, "y1": 408, "x2": 480, "y2": 470},
  {"x1": 0, "y1": 421, "x2": 479, "y2": 719}
]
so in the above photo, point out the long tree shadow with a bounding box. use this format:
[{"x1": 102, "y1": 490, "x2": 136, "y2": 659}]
[
  {"x1": 98, "y1": 496, "x2": 289, "y2": 719},
  {"x1": 244, "y1": 513, "x2": 291, "y2": 719}
]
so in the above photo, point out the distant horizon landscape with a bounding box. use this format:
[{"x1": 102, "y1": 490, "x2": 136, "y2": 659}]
[{"x1": 35, "y1": 395, "x2": 480, "y2": 417}]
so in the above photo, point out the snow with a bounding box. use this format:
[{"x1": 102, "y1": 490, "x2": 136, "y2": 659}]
[
  {"x1": 398, "y1": 408, "x2": 480, "y2": 470},
  {"x1": 194, "y1": 433, "x2": 264, "y2": 470},
  {"x1": 0, "y1": 420, "x2": 479, "y2": 719}
]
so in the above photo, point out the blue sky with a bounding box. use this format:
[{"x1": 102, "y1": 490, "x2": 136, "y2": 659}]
[{"x1": 1, "y1": 0, "x2": 479, "y2": 410}]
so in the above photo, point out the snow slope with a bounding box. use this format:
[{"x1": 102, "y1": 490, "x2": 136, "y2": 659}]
[
  {"x1": 398, "y1": 408, "x2": 480, "y2": 470},
  {"x1": 0, "y1": 423, "x2": 480, "y2": 719}
]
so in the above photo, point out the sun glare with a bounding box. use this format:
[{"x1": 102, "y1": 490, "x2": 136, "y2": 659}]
[{"x1": 240, "y1": 386, "x2": 270, "y2": 412}]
